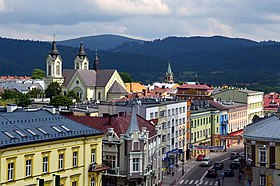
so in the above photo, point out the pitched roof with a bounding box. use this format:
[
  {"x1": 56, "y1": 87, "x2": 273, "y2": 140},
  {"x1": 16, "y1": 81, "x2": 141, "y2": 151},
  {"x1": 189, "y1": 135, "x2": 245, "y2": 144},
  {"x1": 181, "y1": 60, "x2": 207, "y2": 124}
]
[
  {"x1": 167, "y1": 62, "x2": 173, "y2": 74},
  {"x1": 178, "y1": 84, "x2": 212, "y2": 90},
  {"x1": 243, "y1": 116, "x2": 280, "y2": 141},
  {"x1": 108, "y1": 81, "x2": 127, "y2": 94},
  {"x1": 125, "y1": 106, "x2": 140, "y2": 138},
  {"x1": 0, "y1": 109, "x2": 102, "y2": 149},
  {"x1": 62, "y1": 69, "x2": 76, "y2": 86},
  {"x1": 96, "y1": 69, "x2": 116, "y2": 87},
  {"x1": 77, "y1": 70, "x2": 96, "y2": 87},
  {"x1": 65, "y1": 112, "x2": 156, "y2": 138}
]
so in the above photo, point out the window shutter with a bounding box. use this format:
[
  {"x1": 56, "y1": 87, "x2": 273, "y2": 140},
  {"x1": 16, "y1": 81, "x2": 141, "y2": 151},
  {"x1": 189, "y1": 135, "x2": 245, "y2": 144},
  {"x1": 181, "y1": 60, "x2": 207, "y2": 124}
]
[
  {"x1": 251, "y1": 145, "x2": 255, "y2": 166},
  {"x1": 270, "y1": 146, "x2": 275, "y2": 169}
]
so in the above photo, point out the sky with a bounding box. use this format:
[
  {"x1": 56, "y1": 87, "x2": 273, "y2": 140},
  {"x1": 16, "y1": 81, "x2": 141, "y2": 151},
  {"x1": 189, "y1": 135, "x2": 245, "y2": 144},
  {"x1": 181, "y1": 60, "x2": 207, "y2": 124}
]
[{"x1": 0, "y1": 0, "x2": 280, "y2": 41}]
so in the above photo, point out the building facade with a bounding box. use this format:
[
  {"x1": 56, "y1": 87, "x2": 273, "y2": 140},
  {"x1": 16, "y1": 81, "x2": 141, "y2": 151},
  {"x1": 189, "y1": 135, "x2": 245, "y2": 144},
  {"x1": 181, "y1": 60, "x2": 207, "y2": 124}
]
[{"x1": 0, "y1": 105, "x2": 105, "y2": 186}]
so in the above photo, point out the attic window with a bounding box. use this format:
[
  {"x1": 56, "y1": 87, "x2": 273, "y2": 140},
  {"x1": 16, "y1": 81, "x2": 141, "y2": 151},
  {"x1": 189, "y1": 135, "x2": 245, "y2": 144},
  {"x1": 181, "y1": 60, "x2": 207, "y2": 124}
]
[
  {"x1": 15, "y1": 130, "x2": 26, "y2": 137},
  {"x1": 52, "y1": 126, "x2": 62, "y2": 133},
  {"x1": 61, "y1": 125, "x2": 71, "y2": 132},
  {"x1": 26, "y1": 129, "x2": 37, "y2": 136},
  {"x1": 3, "y1": 131, "x2": 15, "y2": 139},
  {"x1": 37, "y1": 128, "x2": 48, "y2": 135}
]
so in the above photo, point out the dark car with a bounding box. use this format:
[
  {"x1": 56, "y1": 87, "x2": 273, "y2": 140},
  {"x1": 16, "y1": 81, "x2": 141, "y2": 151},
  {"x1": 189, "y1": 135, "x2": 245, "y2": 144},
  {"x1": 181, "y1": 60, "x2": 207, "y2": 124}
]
[
  {"x1": 213, "y1": 162, "x2": 224, "y2": 170},
  {"x1": 206, "y1": 169, "x2": 217, "y2": 178},
  {"x1": 230, "y1": 159, "x2": 240, "y2": 170},
  {"x1": 224, "y1": 169, "x2": 235, "y2": 177},
  {"x1": 196, "y1": 154, "x2": 206, "y2": 161},
  {"x1": 230, "y1": 152, "x2": 240, "y2": 160}
]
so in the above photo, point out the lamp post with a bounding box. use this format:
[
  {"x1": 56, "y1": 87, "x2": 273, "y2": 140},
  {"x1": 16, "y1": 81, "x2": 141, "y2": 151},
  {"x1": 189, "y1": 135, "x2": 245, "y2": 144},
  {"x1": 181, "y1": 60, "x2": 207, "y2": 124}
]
[{"x1": 181, "y1": 158, "x2": 185, "y2": 175}]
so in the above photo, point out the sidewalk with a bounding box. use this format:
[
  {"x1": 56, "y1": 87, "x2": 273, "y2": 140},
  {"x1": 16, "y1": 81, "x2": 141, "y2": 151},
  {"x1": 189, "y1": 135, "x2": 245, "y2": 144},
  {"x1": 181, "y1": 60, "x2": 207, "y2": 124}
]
[{"x1": 161, "y1": 143, "x2": 243, "y2": 186}]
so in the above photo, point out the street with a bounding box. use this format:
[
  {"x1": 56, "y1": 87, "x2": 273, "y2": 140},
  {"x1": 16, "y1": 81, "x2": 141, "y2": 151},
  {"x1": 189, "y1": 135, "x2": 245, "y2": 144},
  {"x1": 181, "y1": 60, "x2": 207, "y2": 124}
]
[{"x1": 177, "y1": 148, "x2": 244, "y2": 186}]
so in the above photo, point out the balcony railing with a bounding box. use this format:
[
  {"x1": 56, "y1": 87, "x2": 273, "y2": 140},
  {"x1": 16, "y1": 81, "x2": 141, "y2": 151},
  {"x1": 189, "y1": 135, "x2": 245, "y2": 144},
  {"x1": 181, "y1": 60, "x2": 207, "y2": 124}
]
[{"x1": 104, "y1": 168, "x2": 127, "y2": 177}]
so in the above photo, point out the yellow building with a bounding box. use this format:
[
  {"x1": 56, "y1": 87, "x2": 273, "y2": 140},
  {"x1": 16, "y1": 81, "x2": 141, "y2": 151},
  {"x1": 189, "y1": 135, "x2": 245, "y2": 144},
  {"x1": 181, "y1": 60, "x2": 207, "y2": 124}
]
[{"x1": 0, "y1": 105, "x2": 106, "y2": 186}]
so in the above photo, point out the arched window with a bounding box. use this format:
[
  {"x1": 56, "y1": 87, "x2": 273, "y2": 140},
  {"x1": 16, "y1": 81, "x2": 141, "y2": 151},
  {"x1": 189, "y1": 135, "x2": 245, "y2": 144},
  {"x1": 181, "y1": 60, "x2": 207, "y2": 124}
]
[
  {"x1": 48, "y1": 64, "x2": 52, "y2": 76},
  {"x1": 76, "y1": 62, "x2": 79, "y2": 70},
  {"x1": 98, "y1": 92, "x2": 101, "y2": 100},
  {"x1": 84, "y1": 63, "x2": 87, "y2": 70},
  {"x1": 56, "y1": 63, "x2": 60, "y2": 75}
]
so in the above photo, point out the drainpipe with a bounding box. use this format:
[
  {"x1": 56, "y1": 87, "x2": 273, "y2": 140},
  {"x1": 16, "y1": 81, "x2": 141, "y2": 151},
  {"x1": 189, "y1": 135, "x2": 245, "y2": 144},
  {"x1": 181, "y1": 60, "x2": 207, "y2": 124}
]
[
  {"x1": 0, "y1": 150, "x2": 6, "y2": 184},
  {"x1": 82, "y1": 138, "x2": 87, "y2": 186}
]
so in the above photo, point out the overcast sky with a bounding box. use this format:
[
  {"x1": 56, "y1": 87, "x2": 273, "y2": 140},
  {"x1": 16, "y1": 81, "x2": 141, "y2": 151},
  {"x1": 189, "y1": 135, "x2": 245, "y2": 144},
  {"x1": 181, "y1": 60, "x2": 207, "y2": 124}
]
[{"x1": 0, "y1": 0, "x2": 280, "y2": 41}]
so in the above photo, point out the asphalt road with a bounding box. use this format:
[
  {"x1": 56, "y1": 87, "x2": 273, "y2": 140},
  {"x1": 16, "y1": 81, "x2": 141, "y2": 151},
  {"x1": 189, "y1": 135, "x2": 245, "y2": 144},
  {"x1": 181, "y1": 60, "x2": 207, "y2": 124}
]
[{"x1": 178, "y1": 148, "x2": 244, "y2": 186}]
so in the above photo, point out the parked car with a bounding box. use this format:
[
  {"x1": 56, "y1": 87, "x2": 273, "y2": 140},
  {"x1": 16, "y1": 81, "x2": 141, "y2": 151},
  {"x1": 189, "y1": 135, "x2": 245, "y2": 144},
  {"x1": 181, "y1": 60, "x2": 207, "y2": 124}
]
[
  {"x1": 206, "y1": 168, "x2": 217, "y2": 178},
  {"x1": 196, "y1": 154, "x2": 206, "y2": 161},
  {"x1": 230, "y1": 159, "x2": 240, "y2": 169},
  {"x1": 230, "y1": 152, "x2": 240, "y2": 160},
  {"x1": 213, "y1": 161, "x2": 224, "y2": 170},
  {"x1": 200, "y1": 157, "x2": 212, "y2": 167},
  {"x1": 224, "y1": 169, "x2": 235, "y2": 177},
  {"x1": 238, "y1": 154, "x2": 245, "y2": 163}
]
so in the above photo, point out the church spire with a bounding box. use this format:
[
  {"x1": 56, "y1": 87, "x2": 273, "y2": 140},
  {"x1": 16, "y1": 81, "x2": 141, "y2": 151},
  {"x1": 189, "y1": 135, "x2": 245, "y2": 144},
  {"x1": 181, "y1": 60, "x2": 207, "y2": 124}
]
[
  {"x1": 165, "y1": 61, "x2": 174, "y2": 83},
  {"x1": 77, "y1": 41, "x2": 86, "y2": 58},
  {"x1": 94, "y1": 50, "x2": 99, "y2": 71},
  {"x1": 125, "y1": 106, "x2": 140, "y2": 138},
  {"x1": 49, "y1": 35, "x2": 59, "y2": 56}
]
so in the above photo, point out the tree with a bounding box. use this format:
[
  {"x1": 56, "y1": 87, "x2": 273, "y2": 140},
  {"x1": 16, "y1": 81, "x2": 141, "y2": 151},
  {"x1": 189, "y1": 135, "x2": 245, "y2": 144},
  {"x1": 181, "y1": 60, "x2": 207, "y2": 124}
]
[
  {"x1": 119, "y1": 72, "x2": 133, "y2": 83},
  {"x1": 0, "y1": 89, "x2": 19, "y2": 100},
  {"x1": 50, "y1": 95, "x2": 73, "y2": 107},
  {"x1": 31, "y1": 69, "x2": 45, "y2": 79},
  {"x1": 16, "y1": 93, "x2": 31, "y2": 107},
  {"x1": 45, "y1": 82, "x2": 62, "y2": 99},
  {"x1": 67, "y1": 90, "x2": 79, "y2": 101},
  {"x1": 27, "y1": 88, "x2": 44, "y2": 98}
]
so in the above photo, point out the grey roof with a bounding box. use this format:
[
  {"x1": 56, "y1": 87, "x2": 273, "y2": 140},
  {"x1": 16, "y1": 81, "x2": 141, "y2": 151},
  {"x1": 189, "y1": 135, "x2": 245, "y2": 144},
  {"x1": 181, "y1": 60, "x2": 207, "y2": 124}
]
[
  {"x1": 108, "y1": 81, "x2": 127, "y2": 94},
  {"x1": 96, "y1": 69, "x2": 116, "y2": 87},
  {"x1": 0, "y1": 109, "x2": 103, "y2": 148},
  {"x1": 77, "y1": 70, "x2": 96, "y2": 87},
  {"x1": 243, "y1": 116, "x2": 280, "y2": 141},
  {"x1": 0, "y1": 82, "x2": 43, "y2": 92},
  {"x1": 125, "y1": 106, "x2": 140, "y2": 138},
  {"x1": 62, "y1": 69, "x2": 76, "y2": 86}
]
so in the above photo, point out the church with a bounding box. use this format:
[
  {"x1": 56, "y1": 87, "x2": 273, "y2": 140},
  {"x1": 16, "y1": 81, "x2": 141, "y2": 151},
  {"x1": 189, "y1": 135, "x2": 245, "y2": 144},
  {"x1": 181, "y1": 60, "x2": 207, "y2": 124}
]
[{"x1": 44, "y1": 40, "x2": 127, "y2": 101}]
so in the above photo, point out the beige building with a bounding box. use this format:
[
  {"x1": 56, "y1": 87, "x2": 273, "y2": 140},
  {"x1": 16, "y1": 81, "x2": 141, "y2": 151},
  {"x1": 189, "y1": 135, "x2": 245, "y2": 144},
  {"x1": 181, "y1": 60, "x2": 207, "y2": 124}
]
[
  {"x1": 211, "y1": 88, "x2": 263, "y2": 124},
  {"x1": 44, "y1": 41, "x2": 127, "y2": 101}
]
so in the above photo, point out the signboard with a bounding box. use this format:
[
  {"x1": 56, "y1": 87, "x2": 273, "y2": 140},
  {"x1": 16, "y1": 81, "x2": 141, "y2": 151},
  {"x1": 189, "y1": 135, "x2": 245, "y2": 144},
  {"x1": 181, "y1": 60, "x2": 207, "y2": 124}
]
[
  {"x1": 193, "y1": 145, "x2": 225, "y2": 151},
  {"x1": 220, "y1": 135, "x2": 242, "y2": 140}
]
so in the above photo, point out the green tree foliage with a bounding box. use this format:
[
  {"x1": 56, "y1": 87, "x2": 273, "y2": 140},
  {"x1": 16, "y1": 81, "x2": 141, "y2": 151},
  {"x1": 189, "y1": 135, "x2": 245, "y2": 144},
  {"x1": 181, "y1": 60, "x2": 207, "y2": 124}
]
[
  {"x1": 50, "y1": 95, "x2": 73, "y2": 107},
  {"x1": 27, "y1": 88, "x2": 44, "y2": 98},
  {"x1": 0, "y1": 89, "x2": 19, "y2": 100},
  {"x1": 16, "y1": 93, "x2": 31, "y2": 107},
  {"x1": 119, "y1": 72, "x2": 133, "y2": 83},
  {"x1": 67, "y1": 90, "x2": 79, "y2": 101},
  {"x1": 31, "y1": 69, "x2": 45, "y2": 79},
  {"x1": 45, "y1": 82, "x2": 62, "y2": 99},
  {"x1": 0, "y1": 99, "x2": 15, "y2": 106}
]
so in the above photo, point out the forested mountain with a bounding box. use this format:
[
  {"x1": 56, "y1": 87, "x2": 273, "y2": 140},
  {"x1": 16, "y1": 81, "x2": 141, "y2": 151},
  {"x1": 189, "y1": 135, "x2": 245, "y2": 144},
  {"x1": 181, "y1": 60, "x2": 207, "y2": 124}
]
[
  {"x1": 58, "y1": 34, "x2": 143, "y2": 51},
  {"x1": 1, "y1": 35, "x2": 280, "y2": 93}
]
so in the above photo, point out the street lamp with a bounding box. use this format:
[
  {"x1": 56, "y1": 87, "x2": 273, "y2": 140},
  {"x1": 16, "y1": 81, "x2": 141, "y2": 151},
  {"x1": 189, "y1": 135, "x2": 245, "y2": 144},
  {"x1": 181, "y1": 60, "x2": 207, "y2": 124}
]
[{"x1": 181, "y1": 158, "x2": 185, "y2": 175}]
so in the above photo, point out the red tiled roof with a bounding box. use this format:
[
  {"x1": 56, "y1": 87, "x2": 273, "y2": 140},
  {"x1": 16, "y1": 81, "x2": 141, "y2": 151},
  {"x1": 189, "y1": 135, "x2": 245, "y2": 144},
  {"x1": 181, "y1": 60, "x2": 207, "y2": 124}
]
[
  {"x1": 178, "y1": 84, "x2": 212, "y2": 90},
  {"x1": 263, "y1": 93, "x2": 280, "y2": 108},
  {"x1": 65, "y1": 114, "x2": 156, "y2": 137}
]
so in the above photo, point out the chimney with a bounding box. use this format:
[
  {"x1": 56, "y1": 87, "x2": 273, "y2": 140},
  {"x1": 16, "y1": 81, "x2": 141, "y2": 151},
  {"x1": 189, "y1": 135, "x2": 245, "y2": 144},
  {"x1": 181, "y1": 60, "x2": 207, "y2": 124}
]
[
  {"x1": 46, "y1": 106, "x2": 56, "y2": 114},
  {"x1": 7, "y1": 104, "x2": 17, "y2": 112},
  {"x1": 143, "y1": 89, "x2": 147, "y2": 97},
  {"x1": 130, "y1": 82, "x2": 133, "y2": 93}
]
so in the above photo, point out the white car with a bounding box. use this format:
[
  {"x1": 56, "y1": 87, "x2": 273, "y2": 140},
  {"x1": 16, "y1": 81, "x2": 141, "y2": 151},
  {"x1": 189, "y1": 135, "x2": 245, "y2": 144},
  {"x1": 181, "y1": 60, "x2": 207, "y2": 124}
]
[{"x1": 200, "y1": 157, "x2": 212, "y2": 167}]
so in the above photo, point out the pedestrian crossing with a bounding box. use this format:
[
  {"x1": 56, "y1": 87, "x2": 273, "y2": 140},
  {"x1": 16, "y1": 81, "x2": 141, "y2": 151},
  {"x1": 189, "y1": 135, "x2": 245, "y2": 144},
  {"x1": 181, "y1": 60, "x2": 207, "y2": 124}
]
[{"x1": 179, "y1": 179, "x2": 218, "y2": 185}]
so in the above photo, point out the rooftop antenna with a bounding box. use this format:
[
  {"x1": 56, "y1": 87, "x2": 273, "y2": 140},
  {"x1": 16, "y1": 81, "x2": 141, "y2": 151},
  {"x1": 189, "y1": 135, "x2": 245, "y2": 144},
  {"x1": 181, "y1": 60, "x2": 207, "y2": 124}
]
[{"x1": 53, "y1": 34, "x2": 56, "y2": 42}]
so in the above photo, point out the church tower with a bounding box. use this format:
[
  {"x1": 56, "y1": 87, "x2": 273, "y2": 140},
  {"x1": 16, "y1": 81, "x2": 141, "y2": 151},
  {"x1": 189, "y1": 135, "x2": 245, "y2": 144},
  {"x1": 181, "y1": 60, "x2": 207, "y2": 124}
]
[
  {"x1": 165, "y1": 61, "x2": 174, "y2": 83},
  {"x1": 44, "y1": 38, "x2": 64, "y2": 88},
  {"x1": 74, "y1": 42, "x2": 89, "y2": 70}
]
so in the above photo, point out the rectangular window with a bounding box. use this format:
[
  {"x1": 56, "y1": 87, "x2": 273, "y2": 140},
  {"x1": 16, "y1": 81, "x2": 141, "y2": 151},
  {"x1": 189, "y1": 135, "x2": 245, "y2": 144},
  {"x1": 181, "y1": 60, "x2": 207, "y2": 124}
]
[
  {"x1": 183, "y1": 107, "x2": 185, "y2": 113},
  {"x1": 155, "y1": 112, "x2": 158, "y2": 118},
  {"x1": 26, "y1": 159, "x2": 32, "y2": 177},
  {"x1": 73, "y1": 151, "x2": 78, "y2": 168},
  {"x1": 246, "y1": 146, "x2": 252, "y2": 159},
  {"x1": 260, "y1": 174, "x2": 266, "y2": 186},
  {"x1": 72, "y1": 181, "x2": 77, "y2": 186},
  {"x1": 91, "y1": 177, "x2": 95, "y2": 186},
  {"x1": 7, "y1": 163, "x2": 14, "y2": 181},
  {"x1": 105, "y1": 155, "x2": 116, "y2": 169},
  {"x1": 150, "y1": 113, "x2": 154, "y2": 119},
  {"x1": 91, "y1": 149, "x2": 96, "y2": 163},
  {"x1": 258, "y1": 147, "x2": 267, "y2": 163},
  {"x1": 133, "y1": 158, "x2": 139, "y2": 171},
  {"x1": 59, "y1": 154, "x2": 64, "y2": 170},
  {"x1": 43, "y1": 156, "x2": 48, "y2": 173}
]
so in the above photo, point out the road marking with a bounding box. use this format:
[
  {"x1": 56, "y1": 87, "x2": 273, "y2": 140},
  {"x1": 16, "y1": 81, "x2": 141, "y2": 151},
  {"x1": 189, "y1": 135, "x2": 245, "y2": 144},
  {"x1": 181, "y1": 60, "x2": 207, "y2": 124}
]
[
  {"x1": 204, "y1": 181, "x2": 209, "y2": 185},
  {"x1": 184, "y1": 180, "x2": 190, "y2": 184},
  {"x1": 194, "y1": 180, "x2": 199, "y2": 184},
  {"x1": 199, "y1": 180, "x2": 203, "y2": 184},
  {"x1": 214, "y1": 181, "x2": 218, "y2": 185},
  {"x1": 189, "y1": 180, "x2": 194, "y2": 184},
  {"x1": 209, "y1": 181, "x2": 214, "y2": 185},
  {"x1": 177, "y1": 168, "x2": 182, "y2": 172},
  {"x1": 179, "y1": 180, "x2": 184, "y2": 184}
]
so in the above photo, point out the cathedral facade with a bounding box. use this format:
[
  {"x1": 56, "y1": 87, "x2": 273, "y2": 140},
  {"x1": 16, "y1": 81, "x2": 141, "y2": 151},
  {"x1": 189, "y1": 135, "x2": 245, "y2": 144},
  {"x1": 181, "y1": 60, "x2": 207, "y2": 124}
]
[{"x1": 44, "y1": 40, "x2": 127, "y2": 101}]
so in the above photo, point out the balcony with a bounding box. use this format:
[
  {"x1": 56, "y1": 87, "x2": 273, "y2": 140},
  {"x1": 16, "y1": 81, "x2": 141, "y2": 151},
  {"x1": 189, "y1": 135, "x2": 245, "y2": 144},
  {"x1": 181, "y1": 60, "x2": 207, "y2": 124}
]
[
  {"x1": 88, "y1": 162, "x2": 109, "y2": 172},
  {"x1": 104, "y1": 168, "x2": 127, "y2": 177}
]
